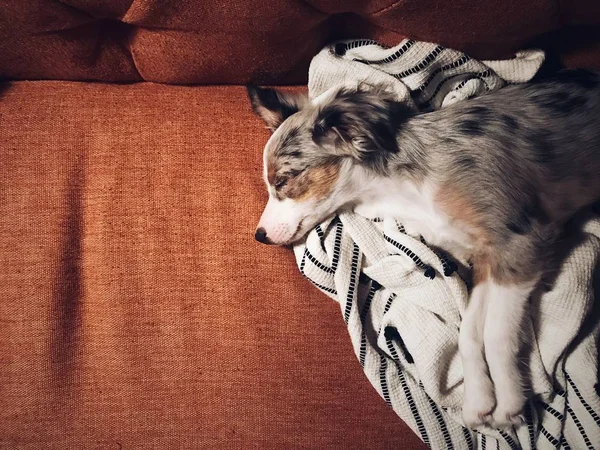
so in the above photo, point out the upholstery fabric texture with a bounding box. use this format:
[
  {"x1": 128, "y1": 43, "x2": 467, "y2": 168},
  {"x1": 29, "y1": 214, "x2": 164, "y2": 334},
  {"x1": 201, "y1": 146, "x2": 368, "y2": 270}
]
[
  {"x1": 0, "y1": 81, "x2": 427, "y2": 449},
  {"x1": 1, "y1": 0, "x2": 600, "y2": 84}
]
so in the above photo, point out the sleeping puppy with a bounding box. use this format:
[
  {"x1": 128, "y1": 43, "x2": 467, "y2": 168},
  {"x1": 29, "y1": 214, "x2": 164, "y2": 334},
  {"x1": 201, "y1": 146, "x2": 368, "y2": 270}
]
[{"x1": 246, "y1": 69, "x2": 600, "y2": 429}]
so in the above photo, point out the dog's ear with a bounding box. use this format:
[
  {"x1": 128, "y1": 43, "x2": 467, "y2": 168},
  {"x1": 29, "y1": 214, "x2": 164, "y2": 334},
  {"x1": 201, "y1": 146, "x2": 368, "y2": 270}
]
[
  {"x1": 246, "y1": 85, "x2": 307, "y2": 132},
  {"x1": 312, "y1": 87, "x2": 410, "y2": 160}
]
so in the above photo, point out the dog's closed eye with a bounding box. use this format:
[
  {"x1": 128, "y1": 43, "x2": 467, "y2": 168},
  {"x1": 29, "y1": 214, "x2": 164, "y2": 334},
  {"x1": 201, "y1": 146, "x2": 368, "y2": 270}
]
[
  {"x1": 275, "y1": 169, "x2": 306, "y2": 190},
  {"x1": 275, "y1": 178, "x2": 288, "y2": 189}
]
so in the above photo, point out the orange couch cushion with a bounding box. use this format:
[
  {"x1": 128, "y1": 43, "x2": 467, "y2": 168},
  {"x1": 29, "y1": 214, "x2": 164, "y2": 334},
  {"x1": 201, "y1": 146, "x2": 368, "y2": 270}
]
[
  {"x1": 1, "y1": 0, "x2": 600, "y2": 84},
  {"x1": 0, "y1": 81, "x2": 426, "y2": 449}
]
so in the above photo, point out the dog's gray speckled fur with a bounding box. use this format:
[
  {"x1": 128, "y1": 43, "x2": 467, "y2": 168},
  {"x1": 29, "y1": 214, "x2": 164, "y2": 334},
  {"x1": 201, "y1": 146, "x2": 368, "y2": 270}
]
[{"x1": 399, "y1": 70, "x2": 600, "y2": 283}]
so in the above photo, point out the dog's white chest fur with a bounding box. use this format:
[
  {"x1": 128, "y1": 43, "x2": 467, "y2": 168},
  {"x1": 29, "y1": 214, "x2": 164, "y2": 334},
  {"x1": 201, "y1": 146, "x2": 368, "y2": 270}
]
[{"x1": 354, "y1": 178, "x2": 475, "y2": 260}]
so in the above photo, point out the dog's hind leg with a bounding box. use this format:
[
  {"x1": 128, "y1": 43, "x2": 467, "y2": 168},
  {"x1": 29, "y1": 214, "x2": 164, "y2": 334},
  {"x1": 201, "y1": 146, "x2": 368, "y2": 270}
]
[
  {"x1": 483, "y1": 276, "x2": 536, "y2": 428},
  {"x1": 459, "y1": 272, "x2": 496, "y2": 428},
  {"x1": 476, "y1": 235, "x2": 545, "y2": 429}
]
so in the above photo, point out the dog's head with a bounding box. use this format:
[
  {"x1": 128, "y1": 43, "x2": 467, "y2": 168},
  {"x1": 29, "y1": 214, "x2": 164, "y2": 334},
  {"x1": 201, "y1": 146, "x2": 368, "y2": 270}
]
[{"x1": 247, "y1": 84, "x2": 410, "y2": 245}]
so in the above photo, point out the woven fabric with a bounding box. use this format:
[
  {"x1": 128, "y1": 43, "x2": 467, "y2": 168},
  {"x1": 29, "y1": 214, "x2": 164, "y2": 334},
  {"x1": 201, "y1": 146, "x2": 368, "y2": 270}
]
[{"x1": 295, "y1": 39, "x2": 600, "y2": 449}]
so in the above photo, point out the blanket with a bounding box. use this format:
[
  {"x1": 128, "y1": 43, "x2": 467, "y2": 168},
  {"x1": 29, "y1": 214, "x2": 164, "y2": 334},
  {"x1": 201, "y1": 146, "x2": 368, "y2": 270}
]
[{"x1": 294, "y1": 39, "x2": 600, "y2": 449}]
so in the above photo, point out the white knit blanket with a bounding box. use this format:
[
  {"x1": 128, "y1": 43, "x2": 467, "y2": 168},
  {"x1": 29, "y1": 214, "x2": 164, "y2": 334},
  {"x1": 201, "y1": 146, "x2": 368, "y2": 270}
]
[{"x1": 294, "y1": 39, "x2": 600, "y2": 450}]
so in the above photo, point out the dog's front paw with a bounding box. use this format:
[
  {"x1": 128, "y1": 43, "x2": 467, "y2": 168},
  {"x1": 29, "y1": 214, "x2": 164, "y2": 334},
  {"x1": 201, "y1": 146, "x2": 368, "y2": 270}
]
[
  {"x1": 462, "y1": 382, "x2": 496, "y2": 428},
  {"x1": 491, "y1": 394, "x2": 527, "y2": 429},
  {"x1": 353, "y1": 203, "x2": 380, "y2": 219}
]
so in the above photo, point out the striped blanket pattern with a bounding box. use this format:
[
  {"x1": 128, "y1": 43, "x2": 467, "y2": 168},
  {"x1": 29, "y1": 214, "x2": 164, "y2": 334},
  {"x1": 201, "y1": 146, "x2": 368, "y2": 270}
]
[{"x1": 293, "y1": 39, "x2": 600, "y2": 449}]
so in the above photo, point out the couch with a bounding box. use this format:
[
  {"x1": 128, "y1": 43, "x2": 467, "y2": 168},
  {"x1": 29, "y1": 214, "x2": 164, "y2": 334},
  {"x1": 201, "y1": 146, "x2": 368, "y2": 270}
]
[{"x1": 1, "y1": 1, "x2": 599, "y2": 448}]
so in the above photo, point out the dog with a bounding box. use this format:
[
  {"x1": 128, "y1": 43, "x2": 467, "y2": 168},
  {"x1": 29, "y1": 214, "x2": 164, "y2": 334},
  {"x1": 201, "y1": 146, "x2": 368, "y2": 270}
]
[{"x1": 247, "y1": 69, "x2": 600, "y2": 429}]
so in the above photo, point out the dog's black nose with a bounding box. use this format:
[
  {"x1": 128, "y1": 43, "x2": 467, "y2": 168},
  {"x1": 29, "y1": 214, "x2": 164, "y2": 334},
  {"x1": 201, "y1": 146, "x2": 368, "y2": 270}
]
[{"x1": 255, "y1": 228, "x2": 268, "y2": 243}]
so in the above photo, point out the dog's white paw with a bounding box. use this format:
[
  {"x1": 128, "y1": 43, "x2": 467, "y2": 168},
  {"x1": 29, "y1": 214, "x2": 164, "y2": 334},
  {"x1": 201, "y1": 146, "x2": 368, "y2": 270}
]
[
  {"x1": 491, "y1": 395, "x2": 527, "y2": 429},
  {"x1": 462, "y1": 383, "x2": 496, "y2": 428},
  {"x1": 492, "y1": 412, "x2": 525, "y2": 429}
]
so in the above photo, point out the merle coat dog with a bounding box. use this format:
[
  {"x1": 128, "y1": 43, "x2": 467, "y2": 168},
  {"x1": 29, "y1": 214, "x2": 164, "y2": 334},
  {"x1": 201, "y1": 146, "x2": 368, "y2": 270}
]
[{"x1": 247, "y1": 69, "x2": 600, "y2": 428}]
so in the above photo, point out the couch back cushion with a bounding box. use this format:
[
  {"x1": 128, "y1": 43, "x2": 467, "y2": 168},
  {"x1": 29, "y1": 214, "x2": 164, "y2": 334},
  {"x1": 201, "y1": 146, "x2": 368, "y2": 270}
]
[{"x1": 1, "y1": 1, "x2": 600, "y2": 83}]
